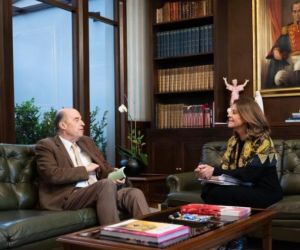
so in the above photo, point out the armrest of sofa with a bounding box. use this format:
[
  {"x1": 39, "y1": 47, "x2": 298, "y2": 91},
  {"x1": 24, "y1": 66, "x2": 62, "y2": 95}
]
[
  {"x1": 162, "y1": 171, "x2": 203, "y2": 209},
  {"x1": 166, "y1": 171, "x2": 203, "y2": 193}
]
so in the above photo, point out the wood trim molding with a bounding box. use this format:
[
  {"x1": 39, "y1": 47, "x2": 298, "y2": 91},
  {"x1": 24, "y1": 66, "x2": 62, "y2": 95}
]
[
  {"x1": 115, "y1": 0, "x2": 128, "y2": 164},
  {"x1": 88, "y1": 12, "x2": 118, "y2": 26},
  {"x1": 0, "y1": 0, "x2": 15, "y2": 143},
  {"x1": 38, "y1": 0, "x2": 74, "y2": 12},
  {"x1": 72, "y1": 0, "x2": 90, "y2": 134}
]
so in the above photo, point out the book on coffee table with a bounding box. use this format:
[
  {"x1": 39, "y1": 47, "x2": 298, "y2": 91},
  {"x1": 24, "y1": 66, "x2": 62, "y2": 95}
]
[
  {"x1": 181, "y1": 203, "x2": 251, "y2": 220},
  {"x1": 99, "y1": 233, "x2": 190, "y2": 248},
  {"x1": 99, "y1": 219, "x2": 190, "y2": 245}
]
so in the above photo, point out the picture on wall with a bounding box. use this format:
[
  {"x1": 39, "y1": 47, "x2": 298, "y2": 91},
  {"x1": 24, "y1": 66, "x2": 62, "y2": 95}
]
[{"x1": 254, "y1": 0, "x2": 300, "y2": 97}]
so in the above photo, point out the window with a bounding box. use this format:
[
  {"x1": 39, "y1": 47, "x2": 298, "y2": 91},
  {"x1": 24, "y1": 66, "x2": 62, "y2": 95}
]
[
  {"x1": 1, "y1": 0, "x2": 123, "y2": 158},
  {"x1": 13, "y1": 4, "x2": 73, "y2": 114},
  {"x1": 89, "y1": 0, "x2": 114, "y2": 20},
  {"x1": 89, "y1": 18, "x2": 116, "y2": 163}
]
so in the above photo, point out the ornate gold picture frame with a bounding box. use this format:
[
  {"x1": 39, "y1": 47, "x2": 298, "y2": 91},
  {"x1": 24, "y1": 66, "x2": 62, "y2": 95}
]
[{"x1": 253, "y1": 0, "x2": 300, "y2": 97}]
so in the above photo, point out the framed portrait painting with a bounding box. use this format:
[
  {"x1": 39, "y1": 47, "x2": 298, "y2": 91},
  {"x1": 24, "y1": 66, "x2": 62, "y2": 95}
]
[{"x1": 253, "y1": 0, "x2": 300, "y2": 97}]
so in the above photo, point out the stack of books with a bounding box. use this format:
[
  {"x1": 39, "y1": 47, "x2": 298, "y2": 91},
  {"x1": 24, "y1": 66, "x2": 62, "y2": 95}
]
[
  {"x1": 285, "y1": 111, "x2": 300, "y2": 123},
  {"x1": 180, "y1": 203, "x2": 251, "y2": 221},
  {"x1": 99, "y1": 219, "x2": 190, "y2": 248}
]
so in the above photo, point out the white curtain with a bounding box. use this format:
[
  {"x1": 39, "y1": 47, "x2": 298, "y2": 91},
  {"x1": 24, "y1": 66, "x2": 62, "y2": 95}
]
[{"x1": 126, "y1": 0, "x2": 151, "y2": 121}]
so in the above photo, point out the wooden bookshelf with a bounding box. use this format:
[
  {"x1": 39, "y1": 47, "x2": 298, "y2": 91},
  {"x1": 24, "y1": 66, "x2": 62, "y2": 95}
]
[
  {"x1": 152, "y1": 0, "x2": 219, "y2": 130},
  {"x1": 147, "y1": 0, "x2": 230, "y2": 173},
  {"x1": 150, "y1": 0, "x2": 231, "y2": 128}
]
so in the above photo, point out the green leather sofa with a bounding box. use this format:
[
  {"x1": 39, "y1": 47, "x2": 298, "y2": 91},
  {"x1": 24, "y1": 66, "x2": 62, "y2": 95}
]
[
  {"x1": 162, "y1": 140, "x2": 300, "y2": 243},
  {"x1": 0, "y1": 144, "x2": 98, "y2": 250}
]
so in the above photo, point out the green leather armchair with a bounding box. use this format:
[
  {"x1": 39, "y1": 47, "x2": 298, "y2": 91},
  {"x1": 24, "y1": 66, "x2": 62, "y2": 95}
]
[
  {"x1": 161, "y1": 141, "x2": 228, "y2": 209},
  {"x1": 0, "y1": 144, "x2": 97, "y2": 250},
  {"x1": 162, "y1": 140, "x2": 300, "y2": 243}
]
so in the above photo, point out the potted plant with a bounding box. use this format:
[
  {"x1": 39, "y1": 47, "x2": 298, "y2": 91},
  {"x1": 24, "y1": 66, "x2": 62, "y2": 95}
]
[{"x1": 117, "y1": 104, "x2": 148, "y2": 176}]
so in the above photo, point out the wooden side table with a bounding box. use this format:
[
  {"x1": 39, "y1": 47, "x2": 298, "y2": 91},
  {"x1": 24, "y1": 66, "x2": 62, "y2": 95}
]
[{"x1": 128, "y1": 173, "x2": 168, "y2": 207}]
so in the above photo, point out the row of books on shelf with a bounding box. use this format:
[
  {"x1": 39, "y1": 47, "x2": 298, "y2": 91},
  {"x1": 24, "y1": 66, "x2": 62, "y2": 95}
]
[
  {"x1": 156, "y1": 25, "x2": 213, "y2": 58},
  {"x1": 157, "y1": 64, "x2": 213, "y2": 93},
  {"x1": 156, "y1": 0, "x2": 213, "y2": 23},
  {"x1": 99, "y1": 203, "x2": 250, "y2": 248},
  {"x1": 285, "y1": 111, "x2": 300, "y2": 123},
  {"x1": 156, "y1": 103, "x2": 212, "y2": 129}
]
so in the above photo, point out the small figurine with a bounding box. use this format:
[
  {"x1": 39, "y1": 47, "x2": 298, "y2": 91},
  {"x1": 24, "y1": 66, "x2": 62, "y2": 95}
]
[{"x1": 223, "y1": 77, "x2": 249, "y2": 105}]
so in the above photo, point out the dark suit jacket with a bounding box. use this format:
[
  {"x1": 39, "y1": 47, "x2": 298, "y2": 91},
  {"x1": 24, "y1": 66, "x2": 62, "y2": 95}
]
[{"x1": 36, "y1": 135, "x2": 114, "y2": 211}]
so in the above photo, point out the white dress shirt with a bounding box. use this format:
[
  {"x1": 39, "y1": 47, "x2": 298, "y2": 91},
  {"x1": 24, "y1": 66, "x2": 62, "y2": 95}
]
[{"x1": 59, "y1": 136, "x2": 97, "y2": 187}]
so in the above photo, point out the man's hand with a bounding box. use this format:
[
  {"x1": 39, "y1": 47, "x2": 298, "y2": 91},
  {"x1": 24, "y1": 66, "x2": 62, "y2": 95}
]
[
  {"x1": 113, "y1": 178, "x2": 126, "y2": 185},
  {"x1": 85, "y1": 163, "x2": 100, "y2": 173}
]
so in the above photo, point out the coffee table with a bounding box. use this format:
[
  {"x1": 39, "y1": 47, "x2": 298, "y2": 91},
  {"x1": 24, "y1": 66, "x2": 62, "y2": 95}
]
[{"x1": 57, "y1": 207, "x2": 275, "y2": 250}]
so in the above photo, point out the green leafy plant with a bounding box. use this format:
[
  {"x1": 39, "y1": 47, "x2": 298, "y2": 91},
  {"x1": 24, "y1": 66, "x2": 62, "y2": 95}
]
[
  {"x1": 15, "y1": 98, "x2": 42, "y2": 144},
  {"x1": 15, "y1": 99, "x2": 108, "y2": 156},
  {"x1": 40, "y1": 107, "x2": 57, "y2": 138},
  {"x1": 90, "y1": 107, "x2": 108, "y2": 159},
  {"x1": 117, "y1": 104, "x2": 148, "y2": 166}
]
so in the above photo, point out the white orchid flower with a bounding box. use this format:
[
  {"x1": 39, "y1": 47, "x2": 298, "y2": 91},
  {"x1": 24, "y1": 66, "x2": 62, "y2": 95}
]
[{"x1": 118, "y1": 104, "x2": 128, "y2": 113}]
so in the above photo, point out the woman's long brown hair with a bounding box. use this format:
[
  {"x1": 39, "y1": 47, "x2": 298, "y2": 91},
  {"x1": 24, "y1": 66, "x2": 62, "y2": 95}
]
[{"x1": 234, "y1": 97, "x2": 270, "y2": 138}]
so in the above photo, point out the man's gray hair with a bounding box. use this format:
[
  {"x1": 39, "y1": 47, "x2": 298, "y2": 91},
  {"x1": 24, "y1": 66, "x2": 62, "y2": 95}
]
[{"x1": 54, "y1": 110, "x2": 65, "y2": 132}]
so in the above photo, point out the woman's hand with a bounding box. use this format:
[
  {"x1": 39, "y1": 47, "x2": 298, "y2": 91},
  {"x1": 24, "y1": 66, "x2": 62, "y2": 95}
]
[{"x1": 194, "y1": 163, "x2": 214, "y2": 180}]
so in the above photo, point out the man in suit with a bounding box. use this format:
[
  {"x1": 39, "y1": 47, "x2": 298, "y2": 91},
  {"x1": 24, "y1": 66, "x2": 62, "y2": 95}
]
[{"x1": 36, "y1": 108, "x2": 150, "y2": 225}]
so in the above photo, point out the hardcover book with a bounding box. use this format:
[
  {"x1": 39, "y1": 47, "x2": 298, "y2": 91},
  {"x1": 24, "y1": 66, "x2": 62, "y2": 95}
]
[
  {"x1": 180, "y1": 203, "x2": 251, "y2": 219},
  {"x1": 98, "y1": 233, "x2": 189, "y2": 248},
  {"x1": 100, "y1": 219, "x2": 190, "y2": 244}
]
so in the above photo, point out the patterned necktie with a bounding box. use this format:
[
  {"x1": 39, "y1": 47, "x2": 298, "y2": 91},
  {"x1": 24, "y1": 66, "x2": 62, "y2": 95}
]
[{"x1": 71, "y1": 143, "x2": 97, "y2": 185}]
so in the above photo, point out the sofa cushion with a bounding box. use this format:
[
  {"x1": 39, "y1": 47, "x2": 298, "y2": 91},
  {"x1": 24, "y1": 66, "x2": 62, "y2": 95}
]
[
  {"x1": 273, "y1": 140, "x2": 284, "y2": 176},
  {"x1": 268, "y1": 195, "x2": 300, "y2": 220},
  {"x1": 272, "y1": 219, "x2": 300, "y2": 228},
  {"x1": 201, "y1": 141, "x2": 228, "y2": 167},
  {"x1": 0, "y1": 229, "x2": 8, "y2": 250},
  {"x1": 0, "y1": 208, "x2": 97, "y2": 249},
  {"x1": 0, "y1": 144, "x2": 38, "y2": 210},
  {"x1": 166, "y1": 191, "x2": 203, "y2": 207},
  {"x1": 281, "y1": 140, "x2": 300, "y2": 194},
  {"x1": 271, "y1": 226, "x2": 300, "y2": 243}
]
